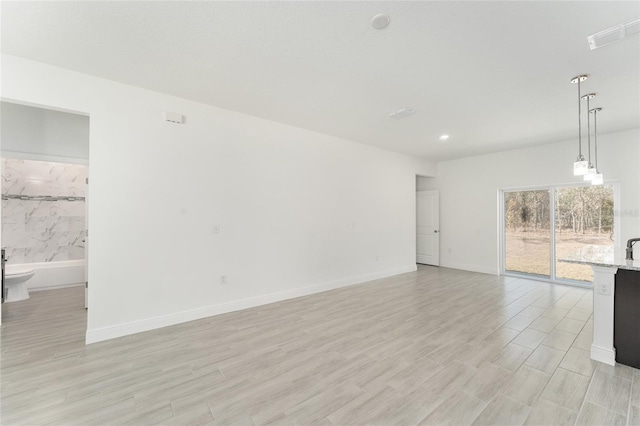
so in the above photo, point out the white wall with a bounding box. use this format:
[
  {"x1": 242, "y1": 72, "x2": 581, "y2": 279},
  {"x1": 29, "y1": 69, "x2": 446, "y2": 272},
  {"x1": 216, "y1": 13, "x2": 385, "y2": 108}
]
[
  {"x1": 1, "y1": 55, "x2": 436, "y2": 342},
  {"x1": 1, "y1": 101, "x2": 89, "y2": 160},
  {"x1": 421, "y1": 128, "x2": 640, "y2": 275}
]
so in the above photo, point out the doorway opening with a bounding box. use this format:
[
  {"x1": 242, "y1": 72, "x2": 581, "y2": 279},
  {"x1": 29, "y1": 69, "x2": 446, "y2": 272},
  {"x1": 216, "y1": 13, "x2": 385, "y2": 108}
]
[{"x1": 1, "y1": 101, "x2": 89, "y2": 327}]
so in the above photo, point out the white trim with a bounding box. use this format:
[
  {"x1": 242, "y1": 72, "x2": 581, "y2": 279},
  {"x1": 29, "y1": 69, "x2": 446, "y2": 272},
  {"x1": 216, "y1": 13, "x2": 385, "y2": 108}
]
[
  {"x1": 0, "y1": 97, "x2": 90, "y2": 117},
  {"x1": 85, "y1": 264, "x2": 417, "y2": 344},
  {"x1": 591, "y1": 343, "x2": 616, "y2": 366},
  {"x1": 550, "y1": 189, "x2": 557, "y2": 280},
  {"x1": 440, "y1": 262, "x2": 500, "y2": 276},
  {"x1": 1, "y1": 150, "x2": 88, "y2": 165},
  {"x1": 497, "y1": 189, "x2": 504, "y2": 278}
]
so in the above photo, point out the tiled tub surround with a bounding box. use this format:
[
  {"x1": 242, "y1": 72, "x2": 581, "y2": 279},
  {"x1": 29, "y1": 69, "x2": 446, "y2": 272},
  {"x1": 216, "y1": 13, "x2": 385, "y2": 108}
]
[{"x1": 1, "y1": 158, "x2": 86, "y2": 264}]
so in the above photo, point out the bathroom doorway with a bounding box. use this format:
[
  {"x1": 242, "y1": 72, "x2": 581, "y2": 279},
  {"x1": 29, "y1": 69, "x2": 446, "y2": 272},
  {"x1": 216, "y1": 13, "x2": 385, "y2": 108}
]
[{"x1": 0, "y1": 101, "x2": 89, "y2": 325}]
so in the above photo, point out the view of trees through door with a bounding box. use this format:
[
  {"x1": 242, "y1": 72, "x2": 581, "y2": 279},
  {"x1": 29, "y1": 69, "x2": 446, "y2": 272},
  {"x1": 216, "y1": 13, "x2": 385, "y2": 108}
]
[
  {"x1": 504, "y1": 190, "x2": 551, "y2": 278},
  {"x1": 504, "y1": 185, "x2": 614, "y2": 283}
]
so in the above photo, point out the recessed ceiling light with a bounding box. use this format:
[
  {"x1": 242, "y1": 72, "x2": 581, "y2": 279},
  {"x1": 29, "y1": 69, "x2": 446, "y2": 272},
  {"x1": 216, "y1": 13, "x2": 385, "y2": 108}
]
[
  {"x1": 371, "y1": 14, "x2": 391, "y2": 30},
  {"x1": 439, "y1": 134, "x2": 450, "y2": 141}
]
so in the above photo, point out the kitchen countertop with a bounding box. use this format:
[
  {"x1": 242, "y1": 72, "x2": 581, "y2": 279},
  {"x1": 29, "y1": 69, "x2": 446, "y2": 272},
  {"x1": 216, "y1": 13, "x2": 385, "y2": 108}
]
[{"x1": 560, "y1": 245, "x2": 640, "y2": 272}]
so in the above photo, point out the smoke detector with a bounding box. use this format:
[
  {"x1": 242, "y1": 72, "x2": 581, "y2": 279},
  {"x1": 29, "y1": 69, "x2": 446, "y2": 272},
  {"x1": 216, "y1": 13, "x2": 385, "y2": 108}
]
[
  {"x1": 389, "y1": 107, "x2": 416, "y2": 119},
  {"x1": 371, "y1": 14, "x2": 391, "y2": 30},
  {"x1": 587, "y1": 17, "x2": 640, "y2": 50}
]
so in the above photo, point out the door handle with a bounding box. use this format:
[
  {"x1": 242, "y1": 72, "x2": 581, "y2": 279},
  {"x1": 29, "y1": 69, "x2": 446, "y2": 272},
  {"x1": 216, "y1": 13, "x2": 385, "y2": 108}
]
[{"x1": 434, "y1": 230, "x2": 439, "y2": 233}]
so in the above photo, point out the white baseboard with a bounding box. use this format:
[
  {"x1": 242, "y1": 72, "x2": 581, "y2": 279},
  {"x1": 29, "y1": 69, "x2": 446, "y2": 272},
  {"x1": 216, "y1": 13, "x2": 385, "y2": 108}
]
[
  {"x1": 85, "y1": 264, "x2": 417, "y2": 344},
  {"x1": 440, "y1": 262, "x2": 500, "y2": 276},
  {"x1": 591, "y1": 344, "x2": 616, "y2": 366}
]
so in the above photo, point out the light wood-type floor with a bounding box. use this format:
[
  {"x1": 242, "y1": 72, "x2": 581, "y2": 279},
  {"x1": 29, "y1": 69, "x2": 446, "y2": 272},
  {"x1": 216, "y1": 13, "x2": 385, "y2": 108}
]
[{"x1": 1, "y1": 266, "x2": 639, "y2": 425}]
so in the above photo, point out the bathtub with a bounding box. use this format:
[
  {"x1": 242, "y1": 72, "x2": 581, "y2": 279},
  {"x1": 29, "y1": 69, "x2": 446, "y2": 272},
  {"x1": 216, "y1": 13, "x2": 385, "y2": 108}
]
[{"x1": 10, "y1": 260, "x2": 86, "y2": 291}]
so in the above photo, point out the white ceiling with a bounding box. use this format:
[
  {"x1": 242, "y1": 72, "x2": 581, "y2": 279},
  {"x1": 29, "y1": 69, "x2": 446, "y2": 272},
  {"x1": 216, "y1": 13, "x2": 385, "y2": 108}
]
[{"x1": 2, "y1": 1, "x2": 639, "y2": 161}]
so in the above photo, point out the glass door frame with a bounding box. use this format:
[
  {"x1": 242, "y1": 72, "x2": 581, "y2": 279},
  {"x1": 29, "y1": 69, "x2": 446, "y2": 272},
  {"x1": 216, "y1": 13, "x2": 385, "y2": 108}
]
[{"x1": 499, "y1": 182, "x2": 620, "y2": 288}]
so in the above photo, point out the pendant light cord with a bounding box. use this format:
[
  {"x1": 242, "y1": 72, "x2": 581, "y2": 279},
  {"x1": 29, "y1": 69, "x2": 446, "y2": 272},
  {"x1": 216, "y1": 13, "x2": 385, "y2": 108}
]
[
  {"x1": 578, "y1": 80, "x2": 583, "y2": 157},
  {"x1": 586, "y1": 96, "x2": 591, "y2": 164},
  {"x1": 594, "y1": 110, "x2": 598, "y2": 171}
]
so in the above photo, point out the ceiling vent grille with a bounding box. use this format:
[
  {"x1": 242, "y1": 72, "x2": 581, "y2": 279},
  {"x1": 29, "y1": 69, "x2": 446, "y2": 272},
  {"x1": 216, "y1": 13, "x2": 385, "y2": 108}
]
[
  {"x1": 389, "y1": 107, "x2": 416, "y2": 119},
  {"x1": 588, "y1": 17, "x2": 640, "y2": 50}
]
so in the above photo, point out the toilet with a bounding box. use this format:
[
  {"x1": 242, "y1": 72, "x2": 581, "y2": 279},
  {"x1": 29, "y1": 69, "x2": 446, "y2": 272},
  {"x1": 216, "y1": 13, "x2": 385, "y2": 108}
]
[{"x1": 4, "y1": 265, "x2": 35, "y2": 302}]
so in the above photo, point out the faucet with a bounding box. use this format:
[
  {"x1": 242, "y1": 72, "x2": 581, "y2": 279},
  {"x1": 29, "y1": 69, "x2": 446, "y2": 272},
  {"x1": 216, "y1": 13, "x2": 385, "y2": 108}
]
[{"x1": 626, "y1": 238, "x2": 640, "y2": 260}]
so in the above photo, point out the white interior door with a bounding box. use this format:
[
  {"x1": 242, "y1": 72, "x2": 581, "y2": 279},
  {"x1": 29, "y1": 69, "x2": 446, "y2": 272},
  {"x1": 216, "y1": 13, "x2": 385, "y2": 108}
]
[{"x1": 417, "y1": 190, "x2": 440, "y2": 266}]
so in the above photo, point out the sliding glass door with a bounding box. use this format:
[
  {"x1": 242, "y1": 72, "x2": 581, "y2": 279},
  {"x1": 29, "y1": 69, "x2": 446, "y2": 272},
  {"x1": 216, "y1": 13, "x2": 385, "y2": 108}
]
[
  {"x1": 554, "y1": 186, "x2": 615, "y2": 282},
  {"x1": 504, "y1": 190, "x2": 551, "y2": 278},
  {"x1": 502, "y1": 184, "x2": 615, "y2": 284}
]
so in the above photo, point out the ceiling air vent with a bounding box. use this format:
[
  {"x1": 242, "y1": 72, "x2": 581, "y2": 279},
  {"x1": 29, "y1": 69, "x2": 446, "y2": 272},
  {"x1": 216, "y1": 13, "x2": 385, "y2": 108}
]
[
  {"x1": 389, "y1": 107, "x2": 416, "y2": 119},
  {"x1": 588, "y1": 17, "x2": 640, "y2": 50}
]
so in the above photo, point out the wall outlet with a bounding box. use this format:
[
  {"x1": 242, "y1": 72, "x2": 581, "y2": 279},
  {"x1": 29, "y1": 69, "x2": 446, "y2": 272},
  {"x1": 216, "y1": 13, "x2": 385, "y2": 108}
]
[
  {"x1": 220, "y1": 275, "x2": 227, "y2": 285},
  {"x1": 213, "y1": 225, "x2": 220, "y2": 234},
  {"x1": 597, "y1": 282, "x2": 610, "y2": 295}
]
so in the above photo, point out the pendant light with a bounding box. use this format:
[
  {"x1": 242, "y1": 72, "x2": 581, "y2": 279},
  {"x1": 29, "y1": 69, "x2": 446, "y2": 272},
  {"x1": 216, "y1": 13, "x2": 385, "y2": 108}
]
[
  {"x1": 581, "y1": 92, "x2": 597, "y2": 181},
  {"x1": 590, "y1": 107, "x2": 604, "y2": 185},
  {"x1": 571, "y1": 75, "x2": 589, "y2": 176}
]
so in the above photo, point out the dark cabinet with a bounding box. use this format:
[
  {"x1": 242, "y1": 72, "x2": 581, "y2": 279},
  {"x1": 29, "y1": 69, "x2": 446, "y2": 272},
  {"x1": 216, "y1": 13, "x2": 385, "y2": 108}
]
[{"x1": 614, "y1": 269, "x2": 640, "y2": 369}]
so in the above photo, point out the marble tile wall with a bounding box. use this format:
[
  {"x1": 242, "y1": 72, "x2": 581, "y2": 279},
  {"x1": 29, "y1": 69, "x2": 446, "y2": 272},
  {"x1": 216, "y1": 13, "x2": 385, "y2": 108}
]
[{"x1": 1, "y1": 159, "x2": 86, "y2": 264}]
